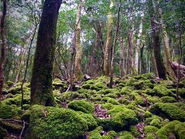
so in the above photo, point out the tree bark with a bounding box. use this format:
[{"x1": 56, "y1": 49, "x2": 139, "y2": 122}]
[
  {"x1": 74, "y1": 0, "x2": 84, "y2": 81},
  {"x1": 0, "y1": 0, "x2": 7, "y2": 100},
  {"x1": 31, "y1": 0, "x2": 62, "y2": 106},
  {"x1": 157, "y1": 0, "x2": 177, "y2": 80},
  {"x1": 103, "y1": 0, "x2": 114, "y2": 76},
  {"x1": 119, "y1": 37, "x2": 125, "y2": 76},
  {"x1": 149, "y1": 0, "x2": 166, "y2": 79},
  {"x1": 134, "y1": 12, "x2": 144, "y2": 74}
]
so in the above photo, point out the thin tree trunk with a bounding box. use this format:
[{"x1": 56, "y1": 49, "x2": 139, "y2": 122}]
[
  {"x1": 119, "y1": 37, "x2": 125, "y2": 76},
  {"x1": 103, "y1": 0, "x2": 114, "y2": 76},
  {"x1": 74, "y1": 0, "x2": 84, "y2": 81},
  {"x1": 0, "y1": 0, "x2": 7, "y2": 100},
  {"x1": 110, "y1": 0, "x2": 121, "y2": 88},
  {"x1": 134, "y1": 12, "x2": 144, "y2": 74}
]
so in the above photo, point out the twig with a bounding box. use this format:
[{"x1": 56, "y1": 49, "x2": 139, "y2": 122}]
[
  {"x1": 19, "y1": 120, "x2": 26, "y2": 139},
  {"x1": 0, "y1": 118, "x2": 28, "y2": 125}
]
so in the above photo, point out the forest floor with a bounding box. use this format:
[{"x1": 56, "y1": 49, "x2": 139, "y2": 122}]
[{"x1": 0, "y1": 73, "x2": 185, "y2": 139}]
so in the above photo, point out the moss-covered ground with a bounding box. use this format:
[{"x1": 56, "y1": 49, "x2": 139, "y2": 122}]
[{"x1": 0, "y1": 74, "x2": 185, "y2": 139}]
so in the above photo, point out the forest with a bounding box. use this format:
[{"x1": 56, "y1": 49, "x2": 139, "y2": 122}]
[{"x1": 0, "y1": 0, "x2": 185, "y2": 138}]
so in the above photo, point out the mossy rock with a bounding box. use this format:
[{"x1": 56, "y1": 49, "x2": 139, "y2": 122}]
[
  {"x1": 89, "y1": 126, "x2": 103, "y2": 139},
  {"x1": 156, "y1": 120, "x2": 185, "y2": 139},
  {"x1": 150, "y1": 118, "x2": 162, "y2": 128},
  {"x1": 153, "y1": 85, "x2": 173, "y2": 96},
  {"x1": 68, "y1": 100, "x2": 95, "y2": 113},
  {"x1": 134, "y1": 73, "x2": 154, "y2": 80},
  {"x1": 107, "y1": 106, "x2": 139, "y2": 130},
  {"x1": 104, "y1": 97, "x2": 119, "y2": 105},
  {"x1": 118, "y1": 131, "x2": 135, "y2": 139},
  {"x1": 0, "y1": 120, "x2": 22, "y2": 133},
  {"x1": 59, "y1": 91, "x2": 80, "y2": 102},
  {"x1": 90, "y1": 82, "x2": 107, "y2": 91},
  {"x1": 121, "y1": 86, "x2": 132, "y2": 94},
  {"x1": 101, "y1": 103, "x2": 114, "y2": 110},
  {"x1": 144, "y1": 126, "x2": 158, "y2": 134},
  {"x1": 0, "y1": 102, "x2": 21, "y2": 119},
  {"x1": 151, "y1": 103, "x2": 185, "y2": 121},
  {"x1": 160, "y1": 96, "x2": 176, "y2": 103},
  {"x1": 0, "y1": 126, "x2": 8, "y2": 139},
  {"x1": 77, "y1": 112, "x2": 98, "y2": 130},
  {"x1": 28, "y1": 105, "x2": 88, "y2": 139},
  {"x1": 130, "y1": 126, "x2": 140, "y2": 138}
]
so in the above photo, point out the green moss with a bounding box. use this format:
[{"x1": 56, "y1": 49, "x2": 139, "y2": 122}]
[
  {"x1": 160, "y1": 96, "x2": 176, "y2": 103},
  {"x1": 0, "y1": 103, "x2": 21, "y2": 119},
  {"x1": 144, "y1": 111, "x2": 152, "y2": 118},
  {"x1": 77, "y1": 112, "x2": 98, "y2": 130},
  {"x1": 90, "y1": 82, "x2": 107, "y2": 91},
  {"x1": 0, "y1": 126, "x2": 8, "y2": 139},
  {"x1": 68, "y1": 100, "x2": 94, "y2": 113},
  {"x1": 121, "y1": 86, "x2": 132, "y2": 94},
  {"x1": 89, "y1": 126, "x2": 103, "y2": 139},
  {"x1": 107, "y1": 106, "x2": 138, "y2": 130},
  {"x1": 156, "y1": 120, "x2": 185, "y2": 139},
  {"x1": 144, "y1": 88, "x2": 155, "y2": 95},
  {"x1": 0, "y1": 120, "x2": 22, "y2": 133},
  {"x1": 152, "y1": 103, "x2": 185, "y2": 121},
  {"x1": 29, "y1": 105, "x2": 88, "y2": 139},
  {"x1": 101, "y1": 103, "x2": 114, "y2": 110},
  {"x1": 59, "y1": 91, "x2": 80, "y2": 102},
  {"x1": 144, "y1": 126, "x2": 158, "y2": 134},
  {"x1": 150, "y1": 119, "x2": 161, "y2": 128},
  {"x1": 130, "y1": 126, "x2": 140, "y2": 137},
  {"x1": 119, "y1": 131, "x2": 135, "y2": 139},
  {"x1": 52, "y1": 78, "x2": 67, "y2": 90},
  {"x1": 153, "y1": 85, "x2": 173, "y2": 96},
  {"x1": 105, "y1": 98, "x2": 119, "y2": 105}
]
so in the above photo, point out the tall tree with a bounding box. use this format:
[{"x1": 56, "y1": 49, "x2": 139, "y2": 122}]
[
  {"x1": 103, "y1": 0, "x2": 114, "y2": 76},
  {"x1": 74, "y1": 0, "x2": 84, "y2": 81},
  {"x1": 31, "y1": 0, "x2": 62, "y2": 106},
  {"x1": 149, "y1": 0, "x2": 166, "y2": 79},
  {"x1": 0, "y1": 0, "x2": 7, "y2": 100}
]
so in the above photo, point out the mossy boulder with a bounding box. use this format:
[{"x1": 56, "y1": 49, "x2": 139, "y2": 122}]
[
  {"x1": 118, "y1": 131, "x2": 135, "y2": 139},
  {"x1": 121, "y1": 86, "x2": 132, "y2": 94},
  {"x1": 153, "y1": 85, "x2": 173, "y2": 96},
  {"x1": 156, "y1": 120, "x2": 185, "y2": 139},
  {"x1": 0, "y1": 120, "x2": 22, "y2": 134},
  {"x1": 144, "y1": 126, "x2": 158, "y2": 134},
  {"x1": 160, "y1": 96, "x2": 176, "y2": 103},
  {"x1": 68, "y1": 100, "x2": 95, "y2": 113},
  {"x1": 89, "y1": 126, "x2": 103, "y2": 139},
  {"x1": 28, "y1": 105, "x2": 88, "y2": 139},
  {"x1": 151, "y1": 103, "x2": 185, "y2": 121}
]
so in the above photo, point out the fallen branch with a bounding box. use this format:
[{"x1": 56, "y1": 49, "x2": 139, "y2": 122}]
[{"x1": 19, "y1": 120, "x2": 26, "y2": 139}]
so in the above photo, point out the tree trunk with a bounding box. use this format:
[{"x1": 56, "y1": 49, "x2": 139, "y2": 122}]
[
  {"x1": 127, "y1": 6, "x2": 134, "y2": 74},
  {"x1": 103, "y1": 0, "x2": 114, "y2": 76},
  {"x1": 119, "y1": 37, "x2": 125, "y2": 76},
  {"x1": 134, "y1": 12, "x2": 144, "y2": 74},
  {"x1": 149, "y1": 0, "x2": 166, "y2": 79},
  {"x1": 157, "y1": 0, "x2": 177, "y2": 80},
  {"x1": 31, "y1": 0, "x2": 62, "y2": 106},
  {"x1": 74, "y1": 0, "x2": 84, "y2": 81},
  {"x1": 0, "y1": 0, "x2": 7, "y2": 100}
]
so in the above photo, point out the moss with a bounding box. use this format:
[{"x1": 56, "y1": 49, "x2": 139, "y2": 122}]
[
  {"x1": 59, "y1": 91, "x2": 80, "y2": 102},
  {"x1": 77, "y1": 112, "x2": 98, "y2": 130},
  {"x1": 150, "y1": 119, "x2": 161, "y2": 128},
  {"x1": 82, "y1": 84, "x2": 91, "y2": 89},
  {"x1": 107, "y1": 106, "x2": 139, "y2": 130},
  {"x1": 156, "y1": 120, "x2": 185, "y2": 139},
  {"x1": 144, "y1": 111, "x2": 152, "y2": 118},
  {"x1": 152, "y1": 103, "x2": 185, "y2": 121},
  {"x1": 0, "y1": 126, "x2": 8, "y2": 139},
  {"x1": 147, "y1": 96, "x2": 161, "y2": 103},
  {"x1": 146, "y1": 133, "x2": 157, "y2": 139},
  {"x1": 130, "y1": 126, "x2": 140, "y2": 137},
  {"x1": 134, "y1": 73, "x2": 154, "y2": 80},
  {"x1": 153, "y1": 85, "x2": 173, "y2": 96},
  {"x1": 89, "y1": 126, "x2": 103, "y2": 139},
  {"x1": 101, "y1": 103, "x2": 114, "y2": 110},
  {"x1": 121, "y1": 86, "x2": 132, "y2": 94},
  {"x1": 29, "y1": 105, "x2": 88, "y2": 139},
  {"x1": 144, "y1": 88, "x2": 155, "y2": 95},
  {"x1": 68, "y1": 100, "x2": 94, "y2": 113},
  {"x1": 0, "y1": 121, "x2": 22, "y2": 133},
  {"x1": 90, "y1": 82, "x2": 107, "y2": 91},
  {"x1": 144, "y1": 126, "x2": 158, "y2": 134},
  {"x1": 105, "y1": 98, "x2": 119, "y2": 105},
  {"x1": 146, "y1": 115, "x2": 163, "y2": 125},
  {"x1": 52, "y1": 78, "x2": 67, "y2": 90},
  {"x1": 178, "y1": 88, "x2": 185, "y2": 98},
  {"x1": 0, "y1": 103, "x2": 21, "y2": 119},
  {"x1": 133, "y1": 81, "x2": 145, "y2": 90},
  {"x1": 160, "y1": 96, "x2": 176, "y2": 103},
  {"x1": 119, "y1": 131, "x2": 135, "y2": 139}
]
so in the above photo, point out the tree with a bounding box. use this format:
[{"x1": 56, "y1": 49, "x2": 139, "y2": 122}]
[
  {"x1": 30, "y1": 0, "x2": 62, "y2": 106},
  {"x1": 0, "y1": 0, "x2": 7, "y2": 100},
  {"x1": 103, "y1": 0, "x2": 114, "y2": 76},
  {"x1": 74, "y1": 0, "x2": 84, "y2": 81},
  {"x1": 148, "y1": 0, "x2": 166, "y2": 79}
]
